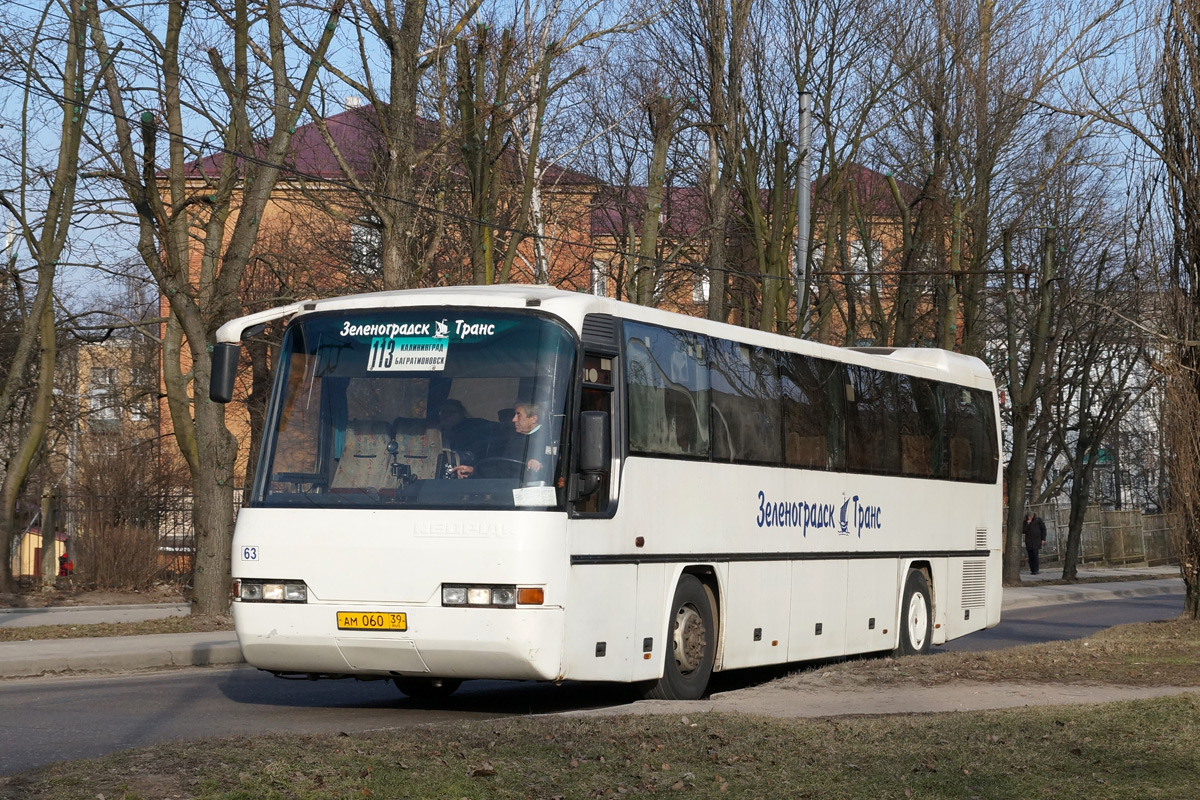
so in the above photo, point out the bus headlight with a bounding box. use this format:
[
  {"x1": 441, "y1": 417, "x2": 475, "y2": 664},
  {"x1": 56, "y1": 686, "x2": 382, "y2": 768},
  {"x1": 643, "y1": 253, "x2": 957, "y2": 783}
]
[
  {"x1": 235, "y1": 580, "x2": 307, "y2": 603},
  {"x1": 441, "y1": 584, "x2": 526, "y2": 607}
]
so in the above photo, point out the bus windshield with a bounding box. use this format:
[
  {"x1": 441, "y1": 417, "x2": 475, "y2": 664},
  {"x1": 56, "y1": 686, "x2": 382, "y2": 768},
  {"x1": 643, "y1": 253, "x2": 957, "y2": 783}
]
[{"x1": 254, "y1": 309, "x2": 576, "y2": 510}]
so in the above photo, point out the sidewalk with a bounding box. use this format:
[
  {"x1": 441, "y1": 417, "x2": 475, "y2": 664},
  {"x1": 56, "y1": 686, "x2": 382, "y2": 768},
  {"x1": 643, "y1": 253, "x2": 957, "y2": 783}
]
[{"x1": 0, "y1": 566, "x2": 1184, "y2": 680}]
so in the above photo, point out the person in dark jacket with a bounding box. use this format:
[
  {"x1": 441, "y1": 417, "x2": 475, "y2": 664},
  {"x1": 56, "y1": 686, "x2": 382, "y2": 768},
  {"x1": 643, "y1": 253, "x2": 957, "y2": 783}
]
[
  {"x1": 1023, "y1": 511, "x2": 1047, "y2": 575},
  {"x1": 451, "y1": 401, "x2": 552, "y2": 480}
]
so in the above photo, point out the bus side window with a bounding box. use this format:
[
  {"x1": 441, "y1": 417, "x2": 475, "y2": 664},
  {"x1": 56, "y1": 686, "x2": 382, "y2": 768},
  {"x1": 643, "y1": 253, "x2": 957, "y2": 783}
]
[
  {"x1": 625, "y1": 323, "x2": 710, "y2": 458},
  {"x1": 898, "y1": 375, "x2": 944, "y2": 478},
  {"x1": 781, "y1": 353, "x2": 844, "y2": 470},
  {"x1": 845, "y1": 366, "x2": 901, "y2": 475},
  {"x1": 576, "y1": 354, "x2": 614, "y2": 514},
  {"x1": 710, "y1": 340, "x2": 781, "y2": 464},
  {"x1": 944, "y1": 386, "x2": 998, "y2": 482},
  {"x1": 973, "y1": 390, "x2": 1000, "y2": 481}
]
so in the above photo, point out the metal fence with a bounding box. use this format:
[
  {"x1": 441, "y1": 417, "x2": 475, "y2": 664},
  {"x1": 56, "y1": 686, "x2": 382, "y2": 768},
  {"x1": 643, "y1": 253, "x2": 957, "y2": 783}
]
[
  {"x1": 11, "y1": 490, "x2": 242, "y2": 586},
  {"x1": 1015, "y1": 503, "x2": 1181, "y2": 568}
]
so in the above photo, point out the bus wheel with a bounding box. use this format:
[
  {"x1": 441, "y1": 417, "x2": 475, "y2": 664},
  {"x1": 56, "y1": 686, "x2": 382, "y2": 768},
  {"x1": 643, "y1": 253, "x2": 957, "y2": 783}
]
[
  {"x1": 895, "y1": 569, "x2": 932, "y2": 656},
  {"x1": 393, "y1": 676, "x2": 462, "y2": 698},
  {"x1": 643, "y1": 575, "x2": 716, "y2": 701}
]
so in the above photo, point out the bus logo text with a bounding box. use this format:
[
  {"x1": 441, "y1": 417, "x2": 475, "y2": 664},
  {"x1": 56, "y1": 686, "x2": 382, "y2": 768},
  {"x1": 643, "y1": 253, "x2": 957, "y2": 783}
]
[
  {"x1": 757, "y1": 491, "x2": 882, "y2": 537},
  {"x1": 414, "y1": 522, "x2": 515, "y2": 538},
  {"x1": 341, "y1": 321, "x2": 430, "y2": 337}
]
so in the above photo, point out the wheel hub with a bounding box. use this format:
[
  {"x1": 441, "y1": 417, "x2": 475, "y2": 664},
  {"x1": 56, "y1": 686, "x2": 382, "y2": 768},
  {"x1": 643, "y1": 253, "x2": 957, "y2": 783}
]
[
  {"x1": 672, "y1": 604, "x2": 707, "y2": 674},
  {"x1": 907, "y1": 592, "x2": 928, "y2": 650}
]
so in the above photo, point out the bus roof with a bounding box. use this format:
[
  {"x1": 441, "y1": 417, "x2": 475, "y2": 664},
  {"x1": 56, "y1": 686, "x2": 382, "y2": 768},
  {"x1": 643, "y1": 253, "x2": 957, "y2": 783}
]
[{"x1": 216, "y1": 285, "x2": 995, "y2": 390}]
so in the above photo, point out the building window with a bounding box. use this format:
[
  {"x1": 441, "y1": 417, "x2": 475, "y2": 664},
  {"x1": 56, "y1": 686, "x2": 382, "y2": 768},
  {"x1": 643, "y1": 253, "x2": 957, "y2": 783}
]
[
  {"x1": 693, "y1": 273, "x2": 709, "y2": 304},
  {"x1": 88, "y1": 367, "x2": 120, "y2": 422},
  {"x1": 590, "y1": 261, "x2": 607, "y2": 297},
  {"x1": 351, "y1": 216, "x2": 382, "y2": 275},
  {"x1": 811, "y1": 238, "x2": 881, "y2": 286},
  {"x1": 849, "y1": 239, "x2": 881, "y2": 279}
]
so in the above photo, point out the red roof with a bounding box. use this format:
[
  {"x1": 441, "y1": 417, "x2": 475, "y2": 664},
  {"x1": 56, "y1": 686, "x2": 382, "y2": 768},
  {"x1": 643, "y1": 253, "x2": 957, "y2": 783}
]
[
  {"x1": 590, "y1": 165, "x2": 920, "y2": 237},
  {"x1": 188, "y1": 105, "x2": 595, "y2": 187}
]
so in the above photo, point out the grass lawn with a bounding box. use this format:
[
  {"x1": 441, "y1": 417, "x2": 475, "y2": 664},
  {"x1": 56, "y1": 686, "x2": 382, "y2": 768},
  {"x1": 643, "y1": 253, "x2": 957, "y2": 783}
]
[
  {"x1": 2, "y1": 694, "x2": 1197, "y2": 799},
  {"x1": 0, "y1": 618, "x2": 1197, "y2": 799}
]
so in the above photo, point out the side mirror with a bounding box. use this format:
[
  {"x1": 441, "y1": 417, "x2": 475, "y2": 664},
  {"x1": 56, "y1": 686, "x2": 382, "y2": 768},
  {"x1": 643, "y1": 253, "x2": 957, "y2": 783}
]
[
  {"x1": 210, "y1": 342, "x2": 241, "y2": 403},
  {"x1": 578, "y1": 410, "x2": 610, "y2": 472}
]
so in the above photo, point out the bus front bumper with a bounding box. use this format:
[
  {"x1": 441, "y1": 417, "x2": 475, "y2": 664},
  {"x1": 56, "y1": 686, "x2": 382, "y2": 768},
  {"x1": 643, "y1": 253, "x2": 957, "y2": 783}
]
[{"x1": 233, "y1": 601, "x2": 564, "y2": 681}]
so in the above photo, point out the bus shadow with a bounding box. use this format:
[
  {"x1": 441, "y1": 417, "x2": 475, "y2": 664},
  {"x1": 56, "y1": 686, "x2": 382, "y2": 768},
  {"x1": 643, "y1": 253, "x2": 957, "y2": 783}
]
[
  {"x1": 216, "y1": 657, "x2": 876, "y2": 715},
  {"x1": 216, "y1": 667, "x2": 647, "y2": 715}
]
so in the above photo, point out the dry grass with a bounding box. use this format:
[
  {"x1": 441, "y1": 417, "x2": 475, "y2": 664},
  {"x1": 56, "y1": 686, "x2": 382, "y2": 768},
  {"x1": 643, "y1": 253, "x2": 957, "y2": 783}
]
[
  {"x1": 782, "y1": 616, "x2": 1200, "y2": 689},
  {"x1": 0, "y1": 615, "x2": 232, "y2": 642},
  {"x1": 3, "y1": 694, "x2": 1199, "y2": 799}
]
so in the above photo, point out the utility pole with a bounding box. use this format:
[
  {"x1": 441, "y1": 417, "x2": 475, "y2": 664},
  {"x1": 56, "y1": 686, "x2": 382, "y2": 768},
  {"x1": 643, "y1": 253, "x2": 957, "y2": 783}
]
[{"x1": 795, "y1": 92, "x2": 812, "y2": 336}]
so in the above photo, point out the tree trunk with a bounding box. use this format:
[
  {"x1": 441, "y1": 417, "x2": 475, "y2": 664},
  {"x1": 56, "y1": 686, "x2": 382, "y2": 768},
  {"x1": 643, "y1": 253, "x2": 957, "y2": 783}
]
[
  {"x1": 39, "y1": 488, "x2": 57, "y2": 591},
  {"x1": 190, "y1": 395, "x2": 239, "y2": 614},
  {"x1": 635, "y1": 96, "x2": 679, "y2": 305},
  {"x1": 1061, "y1": 457, "x2": 1095, "y2": 582},
  {"x1": 1001, "y1": 229, "x2": 1055, "y2": 583}
]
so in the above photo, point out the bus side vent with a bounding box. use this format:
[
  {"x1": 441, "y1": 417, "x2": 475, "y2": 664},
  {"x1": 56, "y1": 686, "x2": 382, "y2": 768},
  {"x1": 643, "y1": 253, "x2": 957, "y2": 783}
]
[
  {"x1": 975, "y1": 528, "x2": 989, "y2": 550},
  {"x1": 581, "y1": 314, "x2": 618, "y2": 351},
  {"x1": 961, "y1": 560, "x2": 987, "y2": 608}
]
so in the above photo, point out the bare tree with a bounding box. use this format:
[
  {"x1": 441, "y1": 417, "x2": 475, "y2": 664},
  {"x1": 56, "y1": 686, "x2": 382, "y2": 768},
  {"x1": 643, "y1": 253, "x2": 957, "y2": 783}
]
[
  {"x1": 574, "y1": 58, "x2": 702, "y2": 306},
  {"x1": 0, "y1": 1, "x2": 91, "y2": 593},
  {"x1": 301, "y1": 0, "x2": 481, "y2": 291},
  {"x1": 1159, "y1": 0, "x2": 1200, "y2": 615},
  {"x1": 879, "y1": 0, "x2": 1131, "y2": 356},
  {"x1": 1000, "y1": 226, "x2": 1057, "y2": 582},
  {"x1": 1046, "y1": 191, "x2": 1154, "y2": 580},
  {"x1": 653, "y1": 0, "x2": 750, "y2": 322},
  {"x1": 86, "y1": 0, "x2": 342, "y2": 615}
]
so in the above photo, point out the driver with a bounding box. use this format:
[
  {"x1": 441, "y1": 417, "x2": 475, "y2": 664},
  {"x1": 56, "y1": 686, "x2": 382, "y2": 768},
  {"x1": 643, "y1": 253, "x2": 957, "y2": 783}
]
[{"x1": 451, "y1": 401, "x2": 548, "y2": 478}]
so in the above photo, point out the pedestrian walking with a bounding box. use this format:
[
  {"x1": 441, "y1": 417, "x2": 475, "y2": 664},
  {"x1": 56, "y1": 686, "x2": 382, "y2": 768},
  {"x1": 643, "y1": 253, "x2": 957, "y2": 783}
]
[{"x1": 1023, "y1": 511, "x2": 1047, "y2": 575}]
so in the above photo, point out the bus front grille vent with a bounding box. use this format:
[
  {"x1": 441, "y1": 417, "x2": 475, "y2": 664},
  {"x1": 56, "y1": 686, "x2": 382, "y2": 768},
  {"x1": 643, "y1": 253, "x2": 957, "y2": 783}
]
[
  {"x1": 974, "y1": 528, "x2": 988, "y2": 550},
  {"x1": 961, "y1": 560, "x2": 987, "y2": 608},
  {"x1": 581, "y1": 314, "x2": 618, "y2": 350}
]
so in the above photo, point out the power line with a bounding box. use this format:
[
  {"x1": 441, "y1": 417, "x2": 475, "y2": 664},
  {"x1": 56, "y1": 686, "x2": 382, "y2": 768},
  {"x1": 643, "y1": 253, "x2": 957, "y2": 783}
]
[{"x1": 1, "y1": 58, "x2": 1010, "y2": 296}]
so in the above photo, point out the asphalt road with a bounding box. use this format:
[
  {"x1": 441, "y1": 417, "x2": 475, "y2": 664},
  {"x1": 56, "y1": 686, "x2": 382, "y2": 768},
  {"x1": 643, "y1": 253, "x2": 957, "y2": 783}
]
[
  {"x1": 940, "y1": 592, "x2": 1187, "y2": 652},
  {"x1": 0, "y1": 591, "x2": 1186, "y2": 776}
]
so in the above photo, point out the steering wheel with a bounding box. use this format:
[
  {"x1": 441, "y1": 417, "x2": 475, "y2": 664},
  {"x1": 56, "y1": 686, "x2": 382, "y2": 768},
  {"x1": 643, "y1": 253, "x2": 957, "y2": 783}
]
[{"x1": 471, "y1": 457, "x2": 524, "y2": 479}]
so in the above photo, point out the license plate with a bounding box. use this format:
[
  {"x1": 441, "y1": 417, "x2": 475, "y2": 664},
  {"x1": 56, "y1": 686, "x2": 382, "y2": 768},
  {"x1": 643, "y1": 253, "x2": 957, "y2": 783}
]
[{"x1": 337, "y1": 611, "x2": 408, "y2": 631}]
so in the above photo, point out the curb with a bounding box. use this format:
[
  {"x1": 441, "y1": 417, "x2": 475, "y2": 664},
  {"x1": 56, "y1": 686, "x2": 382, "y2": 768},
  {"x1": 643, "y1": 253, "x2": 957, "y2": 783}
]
[
  {"x1": 0, "y1": 603, "x2": 190, "y2": 618},
  {"x1": 1001, "y1": 579, "x2": 1185, "y2": 612},
  {"x1": 0, "y1": 632, "x2": 242, "y2": 679}
]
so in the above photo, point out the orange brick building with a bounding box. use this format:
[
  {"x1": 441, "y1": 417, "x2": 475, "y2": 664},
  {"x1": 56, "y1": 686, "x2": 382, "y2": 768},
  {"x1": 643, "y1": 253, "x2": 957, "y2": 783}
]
[{"x1": 163, "y1": 105, "x2": 951, "y2": 485}]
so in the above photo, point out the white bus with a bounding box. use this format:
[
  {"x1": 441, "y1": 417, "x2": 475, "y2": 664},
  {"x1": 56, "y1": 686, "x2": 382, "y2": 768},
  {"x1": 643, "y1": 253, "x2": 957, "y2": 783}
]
[{"x1": 212, "y1": 286, "x2": 1001, "y2": 700}]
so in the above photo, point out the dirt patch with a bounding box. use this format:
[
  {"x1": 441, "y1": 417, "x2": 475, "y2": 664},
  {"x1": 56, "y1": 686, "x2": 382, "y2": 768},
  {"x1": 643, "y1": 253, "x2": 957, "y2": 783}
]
[
  {"x1": 0, "y1": 582, "x2": 189, "y2": 609},
  {"x1": 616, "y1": 681, "x2": 1200, "y2": 720}
]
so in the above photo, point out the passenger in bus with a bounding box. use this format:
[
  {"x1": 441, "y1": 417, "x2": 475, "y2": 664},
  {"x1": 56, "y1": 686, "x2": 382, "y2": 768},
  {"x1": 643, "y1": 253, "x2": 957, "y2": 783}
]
[
  {"x1": 451, "y1": 401, "x2": 549, "y2": 478},
  {"x1": 436, "y1": 398, "x2": 495, "y2": 457}
]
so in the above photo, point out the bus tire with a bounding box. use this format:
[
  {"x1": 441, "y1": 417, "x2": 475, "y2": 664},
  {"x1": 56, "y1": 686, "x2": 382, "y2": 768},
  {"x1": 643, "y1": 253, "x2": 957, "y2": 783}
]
[
  {"x1": 393, "y1": 676, "x2": 462, "y2": 699},
  {"x1": 895, "y1": 569, "x2": 932, "y2": 657},
  {"x1": 643, "y1": 574, "x2": 717, "y2": 701}
]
